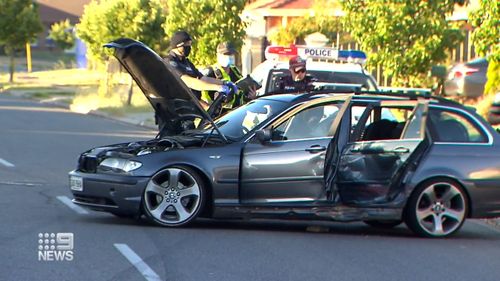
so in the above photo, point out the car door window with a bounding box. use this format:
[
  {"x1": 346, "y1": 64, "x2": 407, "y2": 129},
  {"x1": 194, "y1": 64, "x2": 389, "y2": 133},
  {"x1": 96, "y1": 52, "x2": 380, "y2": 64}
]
[
  {"x1": 273, "y1": 104, "x2": 340, "y2": 141},
  {"x1": 354, "y1": 106, "x2": 417, "y2": 141},
  {"x1": 428, "y1": 108, "x2": 488, "y2": 143}
]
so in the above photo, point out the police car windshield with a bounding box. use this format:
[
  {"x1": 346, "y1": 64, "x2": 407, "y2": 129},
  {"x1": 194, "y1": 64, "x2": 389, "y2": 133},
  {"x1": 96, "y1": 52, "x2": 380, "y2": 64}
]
[
  {"x1": 204, "y1": 99, "x2": 288, "y2": 140},
  {"x1": 310, "y1": 71, "x2": 377, "y2": 90},
  {"x1": 266, "y1": 70, "x2": 377, "y2": 94}
]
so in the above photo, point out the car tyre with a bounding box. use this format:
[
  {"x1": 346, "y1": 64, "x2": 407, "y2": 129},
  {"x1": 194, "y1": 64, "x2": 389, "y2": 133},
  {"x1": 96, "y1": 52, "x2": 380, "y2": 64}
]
[
  {"x1": 404, "y1": 178, "x2": 468, "y2": 238},
  {"x1": 142, "y1": 166, "x2": 205, "y2": 227},
  {"x1": 363, "y1": 220, "x2": 402, "y2": 229}
]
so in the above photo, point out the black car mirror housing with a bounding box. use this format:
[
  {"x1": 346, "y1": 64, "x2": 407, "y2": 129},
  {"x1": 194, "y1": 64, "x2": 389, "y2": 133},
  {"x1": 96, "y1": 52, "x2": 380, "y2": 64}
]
[
  {"x1": 255, "y1": 129, "x2": 272, "y2": 143},
  {"x1": 430, "y1": 65, "x2": 447, "y2": 80}
]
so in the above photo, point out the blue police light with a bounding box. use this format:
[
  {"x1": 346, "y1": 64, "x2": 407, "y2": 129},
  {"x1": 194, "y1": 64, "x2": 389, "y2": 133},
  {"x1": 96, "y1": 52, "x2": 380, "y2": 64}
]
[
  {"x1": 337, "y1": 50, "x2": 367, "y2": 64},
  {"x1": 338, "y1": 50, "x2": 367, "y2": 60}
]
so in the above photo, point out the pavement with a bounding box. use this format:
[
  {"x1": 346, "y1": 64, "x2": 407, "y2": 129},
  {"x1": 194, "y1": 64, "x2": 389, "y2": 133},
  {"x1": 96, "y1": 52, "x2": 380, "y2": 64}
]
[{"x1": 3, "y1": 88, "x2": 158, "y2": 130}]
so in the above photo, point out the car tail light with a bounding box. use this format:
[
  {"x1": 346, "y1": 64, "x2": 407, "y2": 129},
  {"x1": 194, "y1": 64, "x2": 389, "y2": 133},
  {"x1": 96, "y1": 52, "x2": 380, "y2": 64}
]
[{"x1": 453, "y1": 66, "x2": 479, "y2": 79}]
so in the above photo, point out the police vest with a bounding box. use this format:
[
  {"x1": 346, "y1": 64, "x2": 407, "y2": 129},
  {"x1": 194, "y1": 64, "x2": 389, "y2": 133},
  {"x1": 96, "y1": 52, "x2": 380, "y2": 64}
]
[{"x1": 202, "y1": 65, "x2": 243, "y2": 108}]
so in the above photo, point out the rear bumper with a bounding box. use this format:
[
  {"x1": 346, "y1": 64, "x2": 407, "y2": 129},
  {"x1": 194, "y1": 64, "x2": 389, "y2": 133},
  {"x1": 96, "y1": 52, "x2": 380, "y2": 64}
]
[
  {"x1": 444, "y1": 78, "x2": 484, "y2": 98},
  {"x1": 468, "y1": 182, "x2": 500, "y2": 219},
  {"x1": 69, "y1": 170, "x2": 149, "y2": 216},
  {"x1": 488, "y1": 103, "x2": 500, "y2": 125}
]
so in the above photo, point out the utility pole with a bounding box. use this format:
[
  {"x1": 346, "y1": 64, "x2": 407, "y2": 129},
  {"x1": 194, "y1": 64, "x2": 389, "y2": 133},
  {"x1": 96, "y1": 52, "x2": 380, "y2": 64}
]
[{"x1": 26, "y1": 42, "x2": 32, "y2": 73}]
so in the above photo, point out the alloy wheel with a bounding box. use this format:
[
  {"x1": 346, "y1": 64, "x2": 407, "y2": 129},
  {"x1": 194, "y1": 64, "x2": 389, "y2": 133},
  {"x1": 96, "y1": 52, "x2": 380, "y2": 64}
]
[
  {"x1": 406, "y1": 180, "x2": 467, "y2": 237},
  {"x1": 143, "y1": 167, "x2": 203, "y2": 226}
]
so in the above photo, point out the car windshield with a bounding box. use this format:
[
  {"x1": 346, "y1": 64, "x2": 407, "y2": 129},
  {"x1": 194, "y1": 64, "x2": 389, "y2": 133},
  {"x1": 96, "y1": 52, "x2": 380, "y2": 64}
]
[{"x1": 203, "y1": 98, "x2": 289, "y2": 141}]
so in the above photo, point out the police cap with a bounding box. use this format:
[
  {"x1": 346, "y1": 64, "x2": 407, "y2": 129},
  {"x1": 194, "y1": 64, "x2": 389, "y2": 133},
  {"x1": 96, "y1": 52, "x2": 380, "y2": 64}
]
[
  {"x1": 217, "y1": 42, "x2": 236, "y2": 55},
  {"x1": 169, "y1": 31, "x2": 192, "y2": 48}
]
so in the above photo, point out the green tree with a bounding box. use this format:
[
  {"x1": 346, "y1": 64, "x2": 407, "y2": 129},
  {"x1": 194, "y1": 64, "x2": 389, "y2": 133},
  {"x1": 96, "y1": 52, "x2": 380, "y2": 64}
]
[
  {"x1": 76, "y1": 0, "x2": 168, "y2": 63},
  {"x1": 0, "y1": 0, "x2": 42, "y2": 82},
  {"x1": 164, "y1": 0, "x2": 247, "y2": 66},
  {"x1": 269, "y1": 0, "x2": 346, "y2": 46},
  {"x1": 470, "y1": 0, "x2": 500, "y2": 97},
  {"x1": 341, "y1": 0, "x2": 464, "y2": 86},
  {"x1": 49, "y1": 19, "x2": 75, "y2": 50}
]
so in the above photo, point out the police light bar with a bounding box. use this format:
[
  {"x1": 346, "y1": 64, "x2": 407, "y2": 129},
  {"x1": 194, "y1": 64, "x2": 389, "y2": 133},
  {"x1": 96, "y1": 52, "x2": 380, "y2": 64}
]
[
  {"x1": 264, "y1": 45, "x2": 298, "y2": 60},
  {"x1": 265, "y1": 44, "x2": 367, "y2": 65}
]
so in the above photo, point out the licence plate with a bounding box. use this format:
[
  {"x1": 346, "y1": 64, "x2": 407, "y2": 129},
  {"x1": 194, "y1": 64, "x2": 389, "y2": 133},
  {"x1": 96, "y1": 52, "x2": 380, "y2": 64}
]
[{"x1": 70, "y1": 176, "x2": 83, "y2": 191}]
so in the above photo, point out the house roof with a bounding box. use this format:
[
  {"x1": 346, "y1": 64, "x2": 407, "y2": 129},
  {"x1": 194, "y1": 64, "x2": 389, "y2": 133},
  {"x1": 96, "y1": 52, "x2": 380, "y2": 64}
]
[
  {"x1": 36, "y1": 0, "x2": 90, "y2": 24},
  {"x1": 244, "y1": 0, "x2": 313, "y2": 17},
  {"x1": 246, "y1": 0, "x2": 313, "y2": 10}
]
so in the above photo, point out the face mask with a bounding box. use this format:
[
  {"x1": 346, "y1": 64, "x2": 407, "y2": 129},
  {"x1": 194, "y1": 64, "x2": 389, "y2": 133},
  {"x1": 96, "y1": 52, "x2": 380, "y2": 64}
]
[
  {"x1": 182, "y1": 45, "x2": 191, "y2": 57},
  {"x1": 218, "y1": 55, "x2": 235, "y2": 67}
]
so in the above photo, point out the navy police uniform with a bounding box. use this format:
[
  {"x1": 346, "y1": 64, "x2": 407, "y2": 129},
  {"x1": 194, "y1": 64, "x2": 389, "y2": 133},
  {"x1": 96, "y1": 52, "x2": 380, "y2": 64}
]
[
  {"x1": 277, "y1": 74, "x2": 316, "y2": 94},
  {"x1": 164, "y1": 51, "x2": 204, "y2": 99}
]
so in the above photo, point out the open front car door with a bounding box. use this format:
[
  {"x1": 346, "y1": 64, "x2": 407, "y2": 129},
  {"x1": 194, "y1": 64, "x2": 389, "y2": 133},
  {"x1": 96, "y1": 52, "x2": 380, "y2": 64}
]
[{"x1": 335, "y1": 99, "x2": 429, "y2": 205}]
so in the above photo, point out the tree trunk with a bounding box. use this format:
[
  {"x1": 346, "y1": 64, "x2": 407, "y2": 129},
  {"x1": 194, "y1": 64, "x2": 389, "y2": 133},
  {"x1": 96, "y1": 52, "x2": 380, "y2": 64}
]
[{"x1": 9, "y1": 52, "x2": 15, "y2": 83}]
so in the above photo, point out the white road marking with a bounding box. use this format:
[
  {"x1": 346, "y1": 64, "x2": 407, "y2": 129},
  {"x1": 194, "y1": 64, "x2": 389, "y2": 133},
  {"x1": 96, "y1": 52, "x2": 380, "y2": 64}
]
[
  {"x1": 0, "y1": 181, "x2": 43, "y2": 187},
  {"x1": 114, "y1": 243, "x2": 162, "y2": 281},
  {"x1": 56, "y1": 196, "x2": 89, "y2": 215},
  {"x1": 0, "y1": 158, "x2": 15, "y2": 168}
]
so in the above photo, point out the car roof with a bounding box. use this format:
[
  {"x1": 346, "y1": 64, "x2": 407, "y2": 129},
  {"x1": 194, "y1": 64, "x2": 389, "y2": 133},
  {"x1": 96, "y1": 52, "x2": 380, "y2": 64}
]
[{"x1": 259, "y1": 91, "x2": 464, "y2": 108}]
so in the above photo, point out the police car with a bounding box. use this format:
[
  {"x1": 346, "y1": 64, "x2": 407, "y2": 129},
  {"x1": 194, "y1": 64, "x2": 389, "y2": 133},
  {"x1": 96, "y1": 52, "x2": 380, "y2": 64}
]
[{"x1": 251, "y1": 45, "x2": 379, "y2": 96}]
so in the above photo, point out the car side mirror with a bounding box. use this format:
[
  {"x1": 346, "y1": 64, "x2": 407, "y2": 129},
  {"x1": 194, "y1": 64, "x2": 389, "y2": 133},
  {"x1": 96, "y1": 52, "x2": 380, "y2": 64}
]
[
  {"x1": 255, "y1": 129, "x2": 272, "y2": 143},
  {"x1": 431, "y1": 65, "x2": 447, "y2": 80}
]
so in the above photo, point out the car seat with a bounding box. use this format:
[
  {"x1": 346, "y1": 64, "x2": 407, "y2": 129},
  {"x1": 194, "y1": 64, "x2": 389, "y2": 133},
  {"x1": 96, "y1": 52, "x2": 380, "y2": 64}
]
[
  {"x1": 362, "y1": 119, "x2": 399, "y2": 141},
  {"x1": 435, "y1": 119, "x2": 469, "y2": 142}
]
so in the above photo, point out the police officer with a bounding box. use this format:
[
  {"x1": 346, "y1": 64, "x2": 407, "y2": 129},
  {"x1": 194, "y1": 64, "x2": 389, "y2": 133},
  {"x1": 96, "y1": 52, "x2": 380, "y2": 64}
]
[
  {"x1": 276, "y1": 55, "x2": 315, "y2": 94},
  {"x1": 202, "y1": 42, "x2": 256, "y2": 110},
  {"x1": 164, "y1": 31, "x2": 237, "y2": 109}
]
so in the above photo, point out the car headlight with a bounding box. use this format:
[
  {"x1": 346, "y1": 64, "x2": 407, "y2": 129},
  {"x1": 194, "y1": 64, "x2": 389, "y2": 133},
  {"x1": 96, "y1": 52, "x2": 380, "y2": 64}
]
[{"x1": 99, "y1": 158, "x2": 142, "y2": 173}]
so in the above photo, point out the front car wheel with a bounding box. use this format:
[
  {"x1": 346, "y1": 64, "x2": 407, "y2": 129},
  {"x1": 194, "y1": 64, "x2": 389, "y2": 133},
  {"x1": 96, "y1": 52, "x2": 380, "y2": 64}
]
[
  {"x1": 143, "y1": 167, "x2": 204, "y2": 227},
  {"x1": 405, "y1": 179, "x2": 468, "y2": 238}
]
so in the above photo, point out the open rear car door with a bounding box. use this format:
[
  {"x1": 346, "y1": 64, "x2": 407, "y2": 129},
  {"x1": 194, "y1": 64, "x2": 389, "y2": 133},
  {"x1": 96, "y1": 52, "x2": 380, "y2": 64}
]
[{"x1": 326, "y1": 99, "x2": 429, "y2": 205}]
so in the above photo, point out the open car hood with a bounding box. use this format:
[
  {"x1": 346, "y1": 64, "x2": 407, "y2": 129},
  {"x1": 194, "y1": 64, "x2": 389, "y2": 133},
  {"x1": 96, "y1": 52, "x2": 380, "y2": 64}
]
[{"x1": 104, "y1": 38, "x2": 213, "y2": 137}]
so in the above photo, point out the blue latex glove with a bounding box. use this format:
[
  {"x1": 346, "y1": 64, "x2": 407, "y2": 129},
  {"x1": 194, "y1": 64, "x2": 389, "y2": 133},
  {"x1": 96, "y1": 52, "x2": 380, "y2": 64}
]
[
  {"x1": 220, "y1": 85, "x2": 231, "y2": 97},
  {"x1": 224, "y1": 81, "x2": 239, "y2": 95}
]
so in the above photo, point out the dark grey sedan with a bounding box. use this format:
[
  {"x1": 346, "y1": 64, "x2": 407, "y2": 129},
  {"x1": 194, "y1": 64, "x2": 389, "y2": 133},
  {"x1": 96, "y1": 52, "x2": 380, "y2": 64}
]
[{"x1": 69, "y1": 39, "x2": 500, "y2": 238}]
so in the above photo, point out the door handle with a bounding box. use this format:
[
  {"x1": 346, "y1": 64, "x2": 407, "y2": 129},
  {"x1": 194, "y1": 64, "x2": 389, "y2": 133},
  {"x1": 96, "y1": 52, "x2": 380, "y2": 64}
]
[
  {"x1": 389, "y1": 146, "x2": 410, "y2": 154},
  {"x1": 305, "y1": 145, "x2": 326, "y2": 153}
]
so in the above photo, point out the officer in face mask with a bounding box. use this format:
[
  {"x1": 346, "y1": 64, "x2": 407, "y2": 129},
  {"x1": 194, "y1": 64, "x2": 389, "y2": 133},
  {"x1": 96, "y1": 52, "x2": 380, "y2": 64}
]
[
  {"x1": 202, "y1": 42, "x2": 257, "y2": 111},
  {"x1": 164, "y1": 31, "x2": 237, "y2": 109}
]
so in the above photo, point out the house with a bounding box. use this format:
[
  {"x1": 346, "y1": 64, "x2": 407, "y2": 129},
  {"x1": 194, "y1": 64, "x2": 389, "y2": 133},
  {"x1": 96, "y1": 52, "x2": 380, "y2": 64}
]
[
  {"x1": 241, "y1": 0, "x2": 315, "y2": 74},
  {"x1": 35, "y1": 0, "x2": 90, "y2": 50}
]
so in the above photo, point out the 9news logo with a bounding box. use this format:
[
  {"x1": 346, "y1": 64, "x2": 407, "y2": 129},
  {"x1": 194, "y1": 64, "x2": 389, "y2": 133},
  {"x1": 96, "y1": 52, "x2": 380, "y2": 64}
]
[{"x1": 38, "y1": 233, "x2": 74, "y2": 261}]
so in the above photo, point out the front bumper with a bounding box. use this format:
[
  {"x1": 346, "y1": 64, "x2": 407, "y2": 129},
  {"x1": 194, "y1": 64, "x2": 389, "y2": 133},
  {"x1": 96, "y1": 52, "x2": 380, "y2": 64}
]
[{"x1": 69, "y1": 170, "x2": 149, "y2": 216}]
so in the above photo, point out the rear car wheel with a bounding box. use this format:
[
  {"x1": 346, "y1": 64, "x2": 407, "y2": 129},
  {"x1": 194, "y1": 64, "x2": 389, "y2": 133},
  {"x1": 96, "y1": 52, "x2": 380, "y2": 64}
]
[
  {"x1": 363, "y1": 220, "x2": 402, "y2": 229},
  {"x1": 143, "y1": 166, "x2": 204, "y2": 227},
  {"x1": 405, "y1": 179, "x2": 468, "y2": 238}
]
